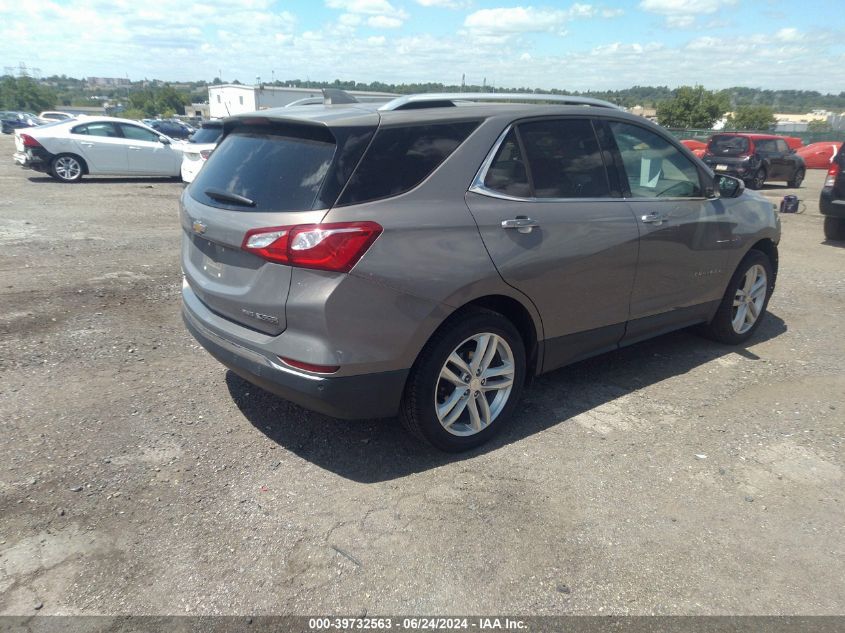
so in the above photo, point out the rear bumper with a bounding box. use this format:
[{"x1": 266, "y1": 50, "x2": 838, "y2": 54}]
[
  {"x1": 13, "y1": 148, "x2": 51, "y2": 172},
  {"x1": 182, "y1": 299, "x2": 408, "y2": 420},
  {"x1": 820, "y1": 189, "x2": 845, "y2": 218}
]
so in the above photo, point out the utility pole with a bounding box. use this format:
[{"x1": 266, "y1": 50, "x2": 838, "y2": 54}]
[{"x1": 461, "y1": 73, "x2": 465, "y2": 93}]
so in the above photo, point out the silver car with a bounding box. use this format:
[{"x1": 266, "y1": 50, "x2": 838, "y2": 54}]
[{"x1": 181, "y1": 92, "x2": 780, "y2": 451}]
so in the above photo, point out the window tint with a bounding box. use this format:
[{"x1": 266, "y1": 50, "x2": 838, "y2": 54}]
[
  {"x1": 72, "y1": 122, "x2": 119, "y2": 137},
  {"x1": 609, "y1": 121, "x2": 702, "y2": 198},
  {"x1": 119, "y1": 124, "x2": 159, "y2": 142},
  {"x1": 190, "y1": 125, "x2": 223, "y2": 144},
  {"x1": 483, "y1": 129, "x2": 530, "y2": 197},
  {"x1": 755, "y1": 138, "x2": 778, "y2": 153},
  {"x1": 776, "y1": 139, "x2": 789, "y2": 153},
  {"x1": 517, "y1": 119, "x2": 610, "y2": 198},
  {"x1": 708, "y1": 135, "x2": 749, "y2": 156},
  {"x1": 190, "y1": 126, "x2": 336, "y2": 212},
  {"x1": 337, "y1": 121, "x2": 479, "y2": 206}
]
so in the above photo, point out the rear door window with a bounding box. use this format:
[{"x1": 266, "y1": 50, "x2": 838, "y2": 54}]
[
  {"x1": 337, "y1": 121, "x2": 479, "y2": 206},
  {"x1": 189, "y1": 124, "x2": 337, "y2": 212},
  {"x1": 483, "y1": 129, "x2": 530, "y2": 198},
  {"x1": 191, "y1": 125, "x2": 223, "y2": 144},
  {"x1": 517, "y1": 119, "x2": 610, "y2": 198},
  {"x1": 72, "y1": 122, "x2": 119, "y2": 137}
]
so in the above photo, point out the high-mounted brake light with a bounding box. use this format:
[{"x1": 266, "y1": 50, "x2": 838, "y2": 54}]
[
  {"x1": 824, "y1": 162, "x2": 840, "y2": 188},
  {"x1": 20, "y1": 134, "x2": 42, "y2": 148},
  {"x1": 242, "y1": 221, "x2": 383, "y2": 272}
]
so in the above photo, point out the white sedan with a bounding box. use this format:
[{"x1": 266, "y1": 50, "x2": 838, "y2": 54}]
[{"x1": 12, "y1": 117, "x2": 183, "y2": 182}]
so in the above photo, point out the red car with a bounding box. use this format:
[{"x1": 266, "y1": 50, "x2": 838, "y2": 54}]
[{"x1": 796, "y1": 142, "x2": 843, "y2": 169}]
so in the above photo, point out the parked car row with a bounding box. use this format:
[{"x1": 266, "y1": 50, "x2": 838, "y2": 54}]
[{"x1": 1, "y1": 111, "x2": 45, "y2": 134}]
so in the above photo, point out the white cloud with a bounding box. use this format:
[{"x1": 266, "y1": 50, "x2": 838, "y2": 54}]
[
  {"x1": 0, "y1": 3, "x2": 840, "y2": 95},
  {"x1": 601, "y1": 8, "x2": 624, "y2": 17},
  {"x1": 463, "y1": 4, "x2": 595, "y2": 38},
  {"x1": 415, "y1": 0, "x2": 470, "y2": 7},
  {"x1": 639, "y1": 0, "x2": 736, "y2": 27},
  {"x1": 325, "y1": 0, "x2": 401, "y2": 14},
  {"x1": 666, "y1": 14, "x2": 695, "y2": 27},
  {"x1": 368, "y1": 15, "x2": 404, "y2": 27}
]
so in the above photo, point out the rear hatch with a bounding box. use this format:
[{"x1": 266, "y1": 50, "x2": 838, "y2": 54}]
[
  {"x1": 180, "y1": 113, "x2": 377, "y2": 334},
  {"x1": 703, "y1": 135, "x2": 753, "y2": 171}
]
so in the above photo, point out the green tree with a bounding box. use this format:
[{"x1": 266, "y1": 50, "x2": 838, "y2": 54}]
[
  {"x1": 0, "y1": 76, "x2": 57, "y2": 112},
  {"x1": 656, "y1": 85, "x2": 729, "y2": 128},
  {"x1": 726, "y1": 105, "x2": 777, "y2": 131},
  {"x1": 126, "y1": 84, "x2": 190, "y2": 116},
  {"x1": 807, "y1": 119, "x2": 833, "y2": 133}
]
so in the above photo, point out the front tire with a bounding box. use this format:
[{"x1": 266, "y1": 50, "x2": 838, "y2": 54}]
[
  {"x1": 700, "y1": 249, "x2": 774, "y2": 344},
  {"x1": 788, "y1": 168, "x2": 805, "y2": 188},
  {"x1": 824, "y1": 216, "x2": 845, "y2": 241},
  {"x1": 50, "y1": 154, "x2": 84, "y2": 182},
  {"x1": 400, "y1": 309, "x2": 526, "y2": 452}
]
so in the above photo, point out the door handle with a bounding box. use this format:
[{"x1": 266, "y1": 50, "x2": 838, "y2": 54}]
[
  {"x1": 641, "y1": 212, "x2": 667, "y2": 225},
  {"x1": 501, "y1": 217, "x2": 539, "y2": 234},
  {"x1": 80, "y1": 142, "x2": 94, "y2": 147},
  {"x1": 128, "y1": 146, "x2": 141, "y2": 150}
]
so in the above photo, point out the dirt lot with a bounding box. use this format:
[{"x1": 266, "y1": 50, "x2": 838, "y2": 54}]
[{"x1": 1, "y1": 132, "x2": 843, "y2": 616}]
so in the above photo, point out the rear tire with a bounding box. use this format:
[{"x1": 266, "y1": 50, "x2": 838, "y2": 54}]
[
  {"x1": 824, "y1": 216, "x2": 845, "y2": 241},
  {"x1": 400, "y1": 309, "x2": 526, "y2": 452},
  {"x1": 747, "y1": 167, "x2": 767, "y2": 190},
  {"x1": 788, "y1": 168, "x2": 805, "y2": 188},
  {"x1": 699, "y1": 249, "x2": 774, "y2": 345},
  {"x1": 50, "y1": 154, "x2": 84, "y2": 182}
]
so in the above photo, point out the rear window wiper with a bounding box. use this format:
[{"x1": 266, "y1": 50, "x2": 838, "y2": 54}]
[{"x1": 204, "y1": 188, "x2": 256, "y2": 208}]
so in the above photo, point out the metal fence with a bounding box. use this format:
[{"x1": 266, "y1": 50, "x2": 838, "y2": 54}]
[{"x1": 666, "y1": 128, "x2": 845, "y2": 145}]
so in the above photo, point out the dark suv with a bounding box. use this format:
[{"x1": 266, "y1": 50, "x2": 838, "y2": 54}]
[
  {"x1": 820, "y1": 144, "x2": 845, "y2": 240},
  {"x1": 703, "y1": 133, "x2": 805, "y2": 190},
  {"x1": 181, "y1": 91, "x2": 780, "y2": 451}
]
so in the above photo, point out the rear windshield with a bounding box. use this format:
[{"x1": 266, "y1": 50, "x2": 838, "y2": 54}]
[
  {"x1": 189, "y1": 125, "x2": 336, "y2": 212},
  {"x1": 190, "y1": 125, "x2": 222, "y2": 144},
  {"x1": 337, "y1": 121, "x2": 479, "y2": 206},
  {"x1": 708, "y1": 135, "x2": 750, "y2": 156}
]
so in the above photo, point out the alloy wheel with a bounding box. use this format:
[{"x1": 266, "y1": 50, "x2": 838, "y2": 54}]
[
  {"x1": 732, "y1": 264, "x2": 767, "y2": 334},
  {"x1": 55, "y1": 156, "x2": 82, "y2": 181},
  {"x1": 434, "y1": 332, "x2": 515, "y2": 436}
]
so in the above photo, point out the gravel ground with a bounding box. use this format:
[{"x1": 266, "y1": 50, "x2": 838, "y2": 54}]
[{"x1": 0, "y1": 133, "x2": 843, "y2": 616}]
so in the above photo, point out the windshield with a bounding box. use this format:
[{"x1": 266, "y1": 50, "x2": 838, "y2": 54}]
[
  {"x1": 190, "y1": 125, "x2": 223, "y2": 144},
  {"x1": 708, "y1": 135, "x2": 750, "y2": 156}
]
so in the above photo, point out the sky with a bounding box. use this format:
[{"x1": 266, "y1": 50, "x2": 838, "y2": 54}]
[{"x1": 1, "y1": 0, "x2": 844, "y2": 92}]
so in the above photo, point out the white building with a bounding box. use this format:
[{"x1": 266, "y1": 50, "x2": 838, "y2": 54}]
[{"x1": 208, "y1": 84, "x2": 397, "y2": 118}]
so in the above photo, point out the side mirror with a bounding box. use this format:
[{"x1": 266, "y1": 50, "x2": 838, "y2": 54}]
[
  {"x1": 158, "y1": 135, "x2": 171, "y2": 145},
  {"x1": 714, "y1": 174, "x2": 745, "y2": 199}
]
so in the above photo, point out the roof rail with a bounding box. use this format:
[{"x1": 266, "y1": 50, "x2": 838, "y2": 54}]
[{"x1": 378, "y1": 92, "x2": 623, "y2": 112}]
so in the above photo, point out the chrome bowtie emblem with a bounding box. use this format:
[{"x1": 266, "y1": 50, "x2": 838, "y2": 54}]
[{"x1": 192, "y1": 219, "x2": 207, "y2": 234}]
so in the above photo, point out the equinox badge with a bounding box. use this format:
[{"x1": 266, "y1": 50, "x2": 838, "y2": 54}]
[{"x1": 192, "y1": 219, "x2": 207, "y2": 234}]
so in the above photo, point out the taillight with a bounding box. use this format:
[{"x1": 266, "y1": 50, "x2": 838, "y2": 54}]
[
  {"x1": 20, "y1": 134, "x2": 42, "y2": 148},
  {"x1": 242, "y1": 221, "x2": 383, "y2": 272},
  {"x1": 200, "y1": 149, "x2": 213, "y2": 160},
  {"x1": 825, "y1": 163, "x2": 840, "y2": 188}
]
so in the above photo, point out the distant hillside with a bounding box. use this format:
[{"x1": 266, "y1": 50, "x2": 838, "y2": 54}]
[{"x1": 26, "y1": 75, "x2": 845, "y2": 114}]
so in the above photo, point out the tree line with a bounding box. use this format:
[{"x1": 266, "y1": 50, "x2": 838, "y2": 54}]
[{"x1": 3, "y1": 74, "x2": 844, "y2": 130}]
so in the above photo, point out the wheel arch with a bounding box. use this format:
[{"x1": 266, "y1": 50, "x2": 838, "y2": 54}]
[
  {"x1": 748, "y1": 237, "x2": 779, "y2": 281},
  {"x1": 430, "y1": 293, "x2": 543, "y2": 378}
]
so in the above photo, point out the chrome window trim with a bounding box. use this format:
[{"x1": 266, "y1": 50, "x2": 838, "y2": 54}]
[{"x1": 469, "y1": 121, "x2": 713, "y2": 205}]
